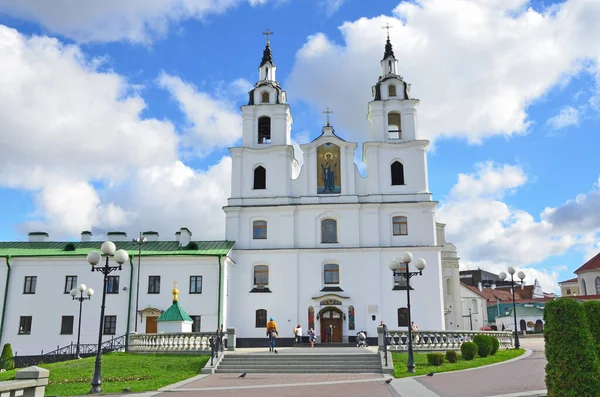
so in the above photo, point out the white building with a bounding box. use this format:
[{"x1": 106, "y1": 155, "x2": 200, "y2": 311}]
[
  {"x1": 0, "y1": 36, "x2": 474, "y2": 355},
  {"x1": 460, "y1": 283, "x2": 488, "y2": 331}
]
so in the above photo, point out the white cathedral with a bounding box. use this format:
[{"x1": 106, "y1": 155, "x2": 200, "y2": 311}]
[{"x1": 0, "y1": 36, "x2": 468, "y2": 355}]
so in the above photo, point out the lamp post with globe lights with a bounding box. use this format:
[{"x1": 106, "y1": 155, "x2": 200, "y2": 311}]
[
  {"x1": 499, "y1": 268, "x2": 526, "y2": 349},
  {"x1": 87, "y1": 242, "x2": 129, "y2": 394},
  {"x1": 70, "y1": 284, "x2": 94, "y2": 359},
  {"x1": 388, "y1": 252, "x2": 426, "y2": 373}
]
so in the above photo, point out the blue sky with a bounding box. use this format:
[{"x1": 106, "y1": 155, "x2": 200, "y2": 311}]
[{"x1": 0, "y1": 0, "x2": 598, "y2": 292}]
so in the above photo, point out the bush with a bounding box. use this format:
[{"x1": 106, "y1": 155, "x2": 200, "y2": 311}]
[
  {"x1": 490, "y1": 336, "x2": 500, "y2": 355},
  {"x1": 473, "y1": 335, "x2": 492, "y2": 357},
  {"x1": 545, "y1": 299, "x2": 600, "y2": 396},
  {"x1": 582, "y1": 301, "x2": 600, "y2": 359},
  {"x1": 63, "y1": 242, "x2": 76, "y2": 251},
  {"x1": 426, "y1": 353, "x2": 444, "y2": 366},
  {"x1": 0, "y1": 343, "x2": 14, "y2": 370},
  {"x1": 460, "y1": 341, "x2": 478, "y2": 360},
  {"x1": 445, "y1": 350, "x2": 457, "y2": 363}
]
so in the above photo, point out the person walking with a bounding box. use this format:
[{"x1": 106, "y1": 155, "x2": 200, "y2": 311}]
[
  {"x1": 294, "y1": 324, "x2": 302, "y2": 344},
  {"x1": 327, "y1": 324, "x2": 333, "y2": 343},
  {"x1": 309, "y1": 328, "x2": 315, "y2": 347},
  {"x1": 266, "y1": 317, "x2": 278, "y2": 352}
]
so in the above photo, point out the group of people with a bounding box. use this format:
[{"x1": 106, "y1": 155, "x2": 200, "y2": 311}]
[{"x1": 266, "y1": 318, "x2": 420, "y2": 351}]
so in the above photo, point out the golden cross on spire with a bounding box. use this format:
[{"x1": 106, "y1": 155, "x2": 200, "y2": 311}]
[
  {"x1": 263, "y1": 28, "x2": 274, "y2": 44},
  {"x1": 382, "y1": 22, "x2": 393, "y2": 39},
  {"x1": 322, "y1": 107, "x2": 334, "y2": 126}
]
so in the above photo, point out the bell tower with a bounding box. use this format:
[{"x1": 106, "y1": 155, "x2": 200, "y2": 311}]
[
  {"x1": 367, "y1": 30, "x2": 419, "y2": 143},
  {"x1": 241, "y1": 29, "x2": 293, "y2": 148}
]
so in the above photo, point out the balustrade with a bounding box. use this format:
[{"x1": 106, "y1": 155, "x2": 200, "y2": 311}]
[
  {"x1": 381, "y1": 329, "x2": 514, "y2": 351},
  {"x1": 129, "y1": 332, "x2": 215, "y2": 353}
]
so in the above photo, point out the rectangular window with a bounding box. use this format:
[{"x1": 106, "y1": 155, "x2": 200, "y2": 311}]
[
  {"x1": 254, "y1": 266, "x2": 269, "y2": 286},
  {"x1": 324, "y1": 264, "x2": 340, "y2": 284},
  {"x1": 23, "y1": 276, "x2": 37, "y2": 294},
  {"x1": 189, "y1": 276, "x2": 202, "y2": 294},
  {"x1": 321, "y1": 219, "x2": 338, "y2": 243},
  {"x1": 103, "y1": 315, "x2": 117, "y2": 335},
  {"x1": 148, "y1": 276, "x2": 161, "y2": 294},
  {"x1": 253, "y1": 221, "x2": 267, "y2": 239},
  {"x1": 394, "y1": 263, "x2": 408, "y2": 288},
  {"x1": 392, "y1": 216, "x2": 408, "y2": 236},
  {"x1": 191, "y1": 315, "x2": 201, "y2": 332},
  {"x1": 107, "y1": 276, "x2": 120, "y2": 294},
  {"x1": 61, "y1": 316, "x2": 74, "y2": 335},
  {"x1": 19, "y1": 316, "x2": 32, "y2": 335},
  {"x1": 64, "y1": 276, "x2": 77, "y2": 294}
]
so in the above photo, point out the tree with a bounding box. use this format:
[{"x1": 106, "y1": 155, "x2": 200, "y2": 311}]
[
  {"x1": 0, "y1": 343, "x2": 14, "y2": 370},
  {"x1": 545, "y1": 299, "x2": 600, "y2": 396},
  {"x1": 582, "y1": 301, "x2": 600, "y2": 359}
]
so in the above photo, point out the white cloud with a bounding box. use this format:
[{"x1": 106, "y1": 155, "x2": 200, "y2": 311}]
[
  {"x1": 287, "y1": 0, "x2": 600, "y2": 144},
  {"x1": 547, "y1": 106, "x2": 580, "y2": 129},
  {"x1": 322, "y1": 0, "x2": 346, "y2": 16},
  {"x1": 158, "y1": 72, "x2": 242, "y2": 157},
  {"x1": 437, "y1": 161, "x2": 599, "y2": 293},
  {"x1": 0, "y1": 0, "x2": 270, "y2": 44},
  {"x1": 0, "y1": 25, "x2": 233, "y2": 238}
]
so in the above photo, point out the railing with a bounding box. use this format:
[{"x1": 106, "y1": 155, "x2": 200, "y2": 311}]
[
  {"x1": 0, "y1": 334, "x2": 126, "y2": 369},
  {"x1": 129, "y1": 332, "x2": 216, "y2": 353},
  {"x1": 380, "y1": 329, "x2": 514, "y2": 351}
]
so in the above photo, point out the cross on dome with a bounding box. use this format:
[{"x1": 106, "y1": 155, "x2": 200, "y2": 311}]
[
  {"x1": 263, "y1": 28, "x2": 274, "y2": 44},
  {"x1": 382, "y1": 22, "x2": 393, "y2": 39},
  {"x1": 322, "y1": 107, "x2": 334, "y2": 126}
]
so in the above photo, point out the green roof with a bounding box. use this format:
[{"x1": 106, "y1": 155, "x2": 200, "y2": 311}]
[
  {"x1": 157, "y1": 301, "x2": 193, "y2": 322},
  {"x1": 0, "y1": 240, "x2": 235, "y2": 257},
  {"x1": 497, "y1": 306, "x2": 544, "y2": 318}
]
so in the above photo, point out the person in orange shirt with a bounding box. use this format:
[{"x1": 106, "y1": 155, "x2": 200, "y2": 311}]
[{"x1": 266, "y1": 317, "x2": 278, "y2": 352}]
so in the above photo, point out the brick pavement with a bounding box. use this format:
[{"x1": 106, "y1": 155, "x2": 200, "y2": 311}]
[{"x1": 415, "y1": 351, "x2": 547, "y2": 397}]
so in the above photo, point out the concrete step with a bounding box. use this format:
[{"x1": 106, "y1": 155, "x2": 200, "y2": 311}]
[
  {"x1": 221, "y1": 357, "x2": 380, "y2": 362},
  {"x1": 215, "y1": 368, "x2": 383, "y2": 374}
]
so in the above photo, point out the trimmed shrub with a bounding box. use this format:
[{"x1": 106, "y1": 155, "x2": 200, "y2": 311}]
[
  {"x1": 582, "y1": 301, "x2": 600, "y2": 359},
  {"x1": 426, "y1": 353, "x2": 444, "y2": 366},
  {"x1": 0, "y1": 343, "x2": 14, "y2": 370},
  {"x1": 473, "y1": 335, "x2": 492, "y2": 357},
  {"x1": 445, "y1": 350, "x2": 457, "y2": 363},
  {"x1": 183, "y1": 242, "x2": 199, "y2": 250},
  {"x1": 545, "y1": 299, "x2": 600, "y2": 396},
  {"x1": 490, "y1": 336, "x2": 500, "y2": 355},
  {"x1": 460, "y1": 341, "x2": 478, "y2": 360},
  {"x1": 63, "y1": 242, "x2": 76, "y2": 251}
]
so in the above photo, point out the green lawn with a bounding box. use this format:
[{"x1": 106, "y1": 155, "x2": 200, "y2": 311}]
[
  {"x1": 0, "y1": 353, "x2": 209, "y2": 396},
  {"x1": 391, "y1": 349, "x2": 525, "y2": 378}
]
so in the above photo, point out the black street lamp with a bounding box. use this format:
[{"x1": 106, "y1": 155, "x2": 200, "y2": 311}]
[
  {"x1": 69, "y1": 283, "x2": 94, "y2": 359},
  {"x1": 132, "y1": 233, "x2": 147, "y2": 333},
  {"x1": 87, "y1": 241, "x2": 129, "y2": 394},
  {"x1": 499, "y1": 268, "x2": 526, "y2": 349},
  {"x1": 388, "y1": 252, "x2": 426, "y2": 373}
]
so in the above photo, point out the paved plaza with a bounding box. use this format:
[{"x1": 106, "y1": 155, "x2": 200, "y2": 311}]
[{"x1": 119, "y1": 337, "x2": 547, "y2": 397}]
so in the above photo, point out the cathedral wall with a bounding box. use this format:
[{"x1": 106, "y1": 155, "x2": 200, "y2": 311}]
[{"x1": 227, "y1": 247, "x2": 444, "y2": 341}]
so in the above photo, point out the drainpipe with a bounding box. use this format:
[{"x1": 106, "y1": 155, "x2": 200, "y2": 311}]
[
  {"x1": 0, "y1": 256, "x2": 11, "y2": 346},
  {"x1": 217, "y1": 255, "x2": 223, "y2": 329},
  {"x1": 125, "y1": 255, "x2": 134, "y2": 352}
]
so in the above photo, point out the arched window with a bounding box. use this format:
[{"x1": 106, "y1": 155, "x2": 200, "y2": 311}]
[
  {"x1": 261, "y1": 91, "x2": 270, "y2": 103},
  {"x1": 392, "y1": 216, "x2": 408, "y2": 236},
  {"x1": 397, "y1": 307, "x2": 409, "y2": 327},
  {"x1": 254, "y1": 265, "x2": 269, "y2": 287},
  {"x1": 595, "y1": 277, "x2": 600, "y2": 295},
  {"x1": 388, "y1": 84, "x2": 397, "y2": 97},
  {"x1": 252, "y1": 220, "x2": 267, "y2": 239},
  {"x1": 253, "y1": 166, "x2": 266, "y2": 190},
  {"x1": 324, "y1": 264, "x2": 339, "y2": 284},
  {"x1": 387, "y1": 112, "x2": 401, "y2": 139},
  {"x1": 391, "y1": 161, "x2": 405, "y2": 185},
  {"x1": 258, "y1": 116, "x2": 271, "y2": 144},
  {"x1": 321, "y1": 219, "x2": 338, "y2": 243},
  {"x1": 582, "y1": 279, "x2": 587, "y2": 295},
  {"x1": 255, "y1": 309, "x2": 267, "y2": 328},
  {"x1": 471, "y1": 299, "x2": 478, "y2": 314}
]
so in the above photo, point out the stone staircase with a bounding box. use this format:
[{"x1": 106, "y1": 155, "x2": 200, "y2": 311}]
[{"x1": 215, "y1": 353, "x2": 382, "y2": 374}]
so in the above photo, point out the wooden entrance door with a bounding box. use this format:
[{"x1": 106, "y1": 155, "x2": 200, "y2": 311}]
[
  {"x1": 320, "y1": 309, "x2": 343, "y2": 343},
  {"x1": 146, "y1": 316, "x2": 158, "y2": 333}
]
